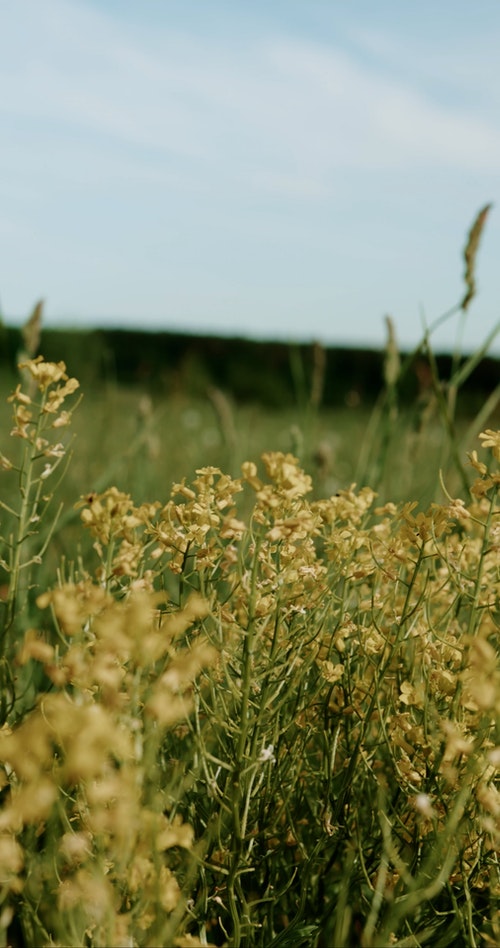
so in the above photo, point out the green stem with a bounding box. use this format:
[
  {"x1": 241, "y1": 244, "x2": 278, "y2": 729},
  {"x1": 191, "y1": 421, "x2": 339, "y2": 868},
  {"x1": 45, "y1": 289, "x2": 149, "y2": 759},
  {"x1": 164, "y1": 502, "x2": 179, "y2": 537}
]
[
  {"x1": 226, "y1": 535, "x2": 262, "y2": 946},
  {"x1": 2, "y1": 390, "x2": 48, "y2": 648},
  {"x1": 467, "y1": 482, "x2": 497, "y2": 638}
]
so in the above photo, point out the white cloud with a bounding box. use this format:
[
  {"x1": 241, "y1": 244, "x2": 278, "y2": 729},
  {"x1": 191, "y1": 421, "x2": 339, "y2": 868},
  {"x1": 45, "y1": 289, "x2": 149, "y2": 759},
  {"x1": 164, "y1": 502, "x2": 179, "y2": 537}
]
[
  {"x1": 3, "y1": 0, "x2": 500, "y2": 203},
  {"x1": 1, "y1": 0, "x2": 499, "y2": 348},
  {"x1": 263, "y1": 38, "x2": 500, "y2": 174}
]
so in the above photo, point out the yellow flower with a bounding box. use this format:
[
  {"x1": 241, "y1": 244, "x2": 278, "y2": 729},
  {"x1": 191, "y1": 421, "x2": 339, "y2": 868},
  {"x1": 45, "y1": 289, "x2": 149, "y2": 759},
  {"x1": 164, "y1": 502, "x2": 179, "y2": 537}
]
[
  {"x1": 261, "y1": 451, "x2": 313, "y2": 499},
  {"x1": 58, "y1": 869, "x2": 114, "y2": 922},
  {"x1": 316, "y1": 659, "x2": 344, "y2": 683},
  {"x1": 43, "y1": 376, "x2": 80, "y2": 413},
  {"x1": 51, "y1": 410, "x2": 72, "y2": 428},
  {"x1": 0, "y1": 834, "x2": 24, "y2": 889},
  {"x1": 18, "y1": 356, "x2": 68, "y2": 391},
  {"x1": 10, "y1": 403, "x2": 32, "y2": 439},
  {"x1": 59, "y1": 831, "x2": 92, "y2": 865},
  {"x1": 7, "y1": 384, "x2": 31, "y2": 406},
  {"x1": 478, "y1": 428, "x2": 500, "y2": 461},
  {"x1": 17, "y1": 629, "x2": 54, "y2": 666}
]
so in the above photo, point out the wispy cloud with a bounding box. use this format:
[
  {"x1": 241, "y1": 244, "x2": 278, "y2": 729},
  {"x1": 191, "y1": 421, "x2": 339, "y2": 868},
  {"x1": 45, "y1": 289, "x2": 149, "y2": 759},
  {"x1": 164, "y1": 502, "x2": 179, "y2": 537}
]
[
  {"x1": 262, "y1": 38, "x2": 500, "y2": 174},
  {"x1": 3, "y1": 0, "x2": 500, "y2": 197},
  {"x1": 1, "y1": 0, "x2": 499, "y2": 347}
]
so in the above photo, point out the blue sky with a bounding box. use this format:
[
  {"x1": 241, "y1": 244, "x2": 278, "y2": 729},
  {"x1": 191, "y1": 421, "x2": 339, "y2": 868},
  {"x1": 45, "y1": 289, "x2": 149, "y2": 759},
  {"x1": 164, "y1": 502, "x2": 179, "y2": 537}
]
[{"x1": 2, "y1": 0, "x2": 500, "y2": 353}]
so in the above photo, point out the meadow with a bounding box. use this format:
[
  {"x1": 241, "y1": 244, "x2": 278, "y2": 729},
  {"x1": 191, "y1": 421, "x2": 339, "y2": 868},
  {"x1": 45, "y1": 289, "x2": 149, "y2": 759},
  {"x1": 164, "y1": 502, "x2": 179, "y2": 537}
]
[{"x1": 0, "y1": 207, "x2": 499, "y2": 947}]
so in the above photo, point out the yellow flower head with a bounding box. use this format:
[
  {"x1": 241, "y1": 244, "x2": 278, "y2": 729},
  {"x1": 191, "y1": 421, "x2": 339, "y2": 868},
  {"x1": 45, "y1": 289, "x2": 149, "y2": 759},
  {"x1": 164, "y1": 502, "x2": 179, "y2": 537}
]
[{"x1": 18, "y1": 356, "x2": 68, "y2": 391}]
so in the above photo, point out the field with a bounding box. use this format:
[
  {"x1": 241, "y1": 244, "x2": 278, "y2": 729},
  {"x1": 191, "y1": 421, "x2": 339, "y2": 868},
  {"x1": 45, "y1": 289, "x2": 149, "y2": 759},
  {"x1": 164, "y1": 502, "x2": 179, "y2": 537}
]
[{"x1": 0, "y1": 213, "x2": 500, "y2": 947}]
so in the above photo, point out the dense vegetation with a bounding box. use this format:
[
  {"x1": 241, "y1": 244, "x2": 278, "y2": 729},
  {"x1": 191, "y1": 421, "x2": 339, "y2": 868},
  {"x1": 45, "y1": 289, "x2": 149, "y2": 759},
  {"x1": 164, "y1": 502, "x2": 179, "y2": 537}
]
[
  {"x1": 1, "y1": 321, "x2": 499, "y2": 411},
  {"x1": 0, "y1": 207, "x2": 499, "y2": 947}
]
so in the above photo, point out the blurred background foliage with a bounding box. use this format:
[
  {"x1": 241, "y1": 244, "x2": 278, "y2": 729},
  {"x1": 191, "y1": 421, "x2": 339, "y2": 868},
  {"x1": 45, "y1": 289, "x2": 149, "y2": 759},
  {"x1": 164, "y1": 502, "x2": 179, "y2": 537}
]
[{"x1": 1, "y1": 323, "x2": 499, "y2": 411}]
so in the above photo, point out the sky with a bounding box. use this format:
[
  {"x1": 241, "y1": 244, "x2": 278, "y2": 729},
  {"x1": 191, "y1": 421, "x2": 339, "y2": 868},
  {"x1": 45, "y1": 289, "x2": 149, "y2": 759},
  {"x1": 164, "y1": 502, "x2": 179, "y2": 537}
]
[{"x1": 1, "y1": 0, "x2": 500, "y2": 354}]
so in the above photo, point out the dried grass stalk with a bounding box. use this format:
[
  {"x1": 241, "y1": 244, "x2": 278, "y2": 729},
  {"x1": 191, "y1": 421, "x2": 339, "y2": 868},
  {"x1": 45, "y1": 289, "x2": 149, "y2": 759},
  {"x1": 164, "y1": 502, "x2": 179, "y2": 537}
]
[
  {"x1": 21, "y1": 299, "x2": 43, "y2": 358},
  {"x1": 462, "y1": 203, "x2": 492, "y2": 311}
]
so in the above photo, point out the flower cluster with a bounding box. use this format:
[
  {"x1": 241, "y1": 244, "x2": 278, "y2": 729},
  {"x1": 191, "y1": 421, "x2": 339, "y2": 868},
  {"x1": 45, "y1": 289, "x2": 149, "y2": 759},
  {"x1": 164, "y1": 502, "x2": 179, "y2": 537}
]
[
  {"x1": 1, "y1": 358, "x2": 82, "y2": 644},
  {"x1": 2, "y1": 357, "x2": 500, "y2": 946},
  {"x1": 8, "y1": 357, "x2": 80, "y2": 442},
  {"x1": 0, "y1": 585, "x2": 213, "y2": 945},
  {"x1": 148, "y1": 466, "x2": 243, "y2": 574},
  {"x1": 76, "y1": 487, "x2": 160, "y2": 583}
]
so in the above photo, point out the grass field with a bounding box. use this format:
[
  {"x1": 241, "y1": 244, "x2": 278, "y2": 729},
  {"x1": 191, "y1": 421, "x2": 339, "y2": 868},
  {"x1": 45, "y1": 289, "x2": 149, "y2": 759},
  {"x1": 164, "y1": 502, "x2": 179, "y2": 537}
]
[
  {"x1": 0, "y1": 357, "x2": 494, "y2": 555},
  {"x1": 0, "y1": 210, "x2": 499, "y2": 947}
]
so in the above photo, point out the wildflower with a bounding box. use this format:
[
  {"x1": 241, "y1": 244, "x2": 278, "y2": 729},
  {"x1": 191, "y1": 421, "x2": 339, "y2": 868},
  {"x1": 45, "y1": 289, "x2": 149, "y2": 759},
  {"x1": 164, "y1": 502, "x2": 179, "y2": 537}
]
[
  {"x1": 10, "y1": 403, "x2": 32, "y2": 439},
  {"x1": 8, "y1": 777, "x2": 57, "y2": 825},
  {"x1": 476, "y1": 782, "x2": 500, "y2": 817},
  {"x1": 17, "y1": 629, "x2": 54, "y2": 666},
  {"x1": 77, "y1": 487, "x2": 136, "y2": 544},
  {"x1": 317, "y1": 660, "x2": 344, "y2": 684},
  {"x1": 414, "y1": 793, "x2": 435, "y2": 819},
  {"x1": 158, "y1": 639, "x2": 216, "y2": 693},
  {"x1": 111, "y1": 538, "x2": 143, "y2": 577},
  {"x1": 18, "y1": 356, "x2": 68, "y2": 391},
  {"x1": 478, "y1": 428, "x2": 500, "y2": 461},
  {"x1": 0, "y1": 834, "x2": 24, "y2": 889},
  {"x1": 172, "y1": 479, "x2": 197, "y2": 500},
  {"x1": 220, "y1": 515, "x2": 246, "y2": 540},
  {"x1": 440, "y1": 721, "x2": 475, "y2": 766},
  {"x1": 43, "y1": 442, "x2": 66, "y2": 458},
  {"x1": 399, "y1": 681, "x2": 425, "y2": 709},
  {"x1": 488, "y1": 747, "x2": 500, "y2": 768},
  {"x1": 59, "y1": 831, "x2": 92, "y2": 865},
  {"x1": 58, "y1": 868, "x2": 114, "y2": 922},
  {"x1": 43, "y1": 377, "x2": 80, "y2": 413},
  {"x1": 468, "y1": 449, "x2": 488, "y2": 475},
  {"x1": 37, "y1": 581, "x2": 110, "y2": 637},
  {"x1": 155, "y1": 815, "x2": 194, "y2": 851},
  {"x1": 241, "y1": 460, "x2": 262, "y2": 490},
  {"x1": 40, "y1": 463, "x2": 53, "y2": 480},
  {"x1": 7, "y1": 384, "x2": 31, "y2": 406},
  {"x1": 159, "y1": 865, "x2": 182, "y2": 911},
  {"x1": 52, "y1": 410, "x2": 72, "y2": 428},
  {"x1": 429, "y1": 667, "x2": 456, "y2": 697},
  {"x1": 261, "y1": 451, "x2": 313, "y2": 499},
  {"x1": 461, "y1": 635, "x2": 499, "y2": 710},
  {"x1": 145, "y1": 692, "x2": 194, "y2": 727},
  {"x1": 398, "y1": 502, "x2": 451, "y2": 546},
  {"x1": 258, "y1": 744, "x2": 276, "y2": 764},
  {"x1": 267, "y1": 509, "x2": 320, "y2": 543}
]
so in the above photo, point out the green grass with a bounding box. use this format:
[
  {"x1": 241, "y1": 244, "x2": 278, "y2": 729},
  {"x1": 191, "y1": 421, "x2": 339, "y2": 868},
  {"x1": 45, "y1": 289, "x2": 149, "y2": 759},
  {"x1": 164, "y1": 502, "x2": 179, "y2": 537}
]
[{"x1": 2, "y1": 368, "x2": 496, "y2": 571}]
